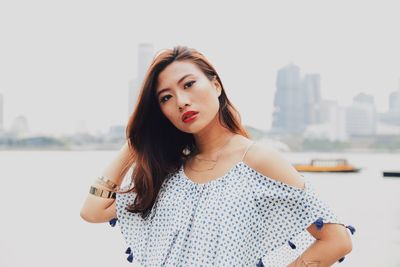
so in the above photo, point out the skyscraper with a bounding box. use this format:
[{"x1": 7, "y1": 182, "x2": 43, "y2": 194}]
[
  {"x1": 128, "y1": 43, "x2": 155, "y2": 115},
  {"x1": 271, "y1": 64, "x2": 321, "y2": 135},
  {"x1": 346, "y1": 93, "x2": 377, "y2": 136},
  {"x1": 389, "y1": 78, "x2": 400, "y2": 112},
  {"x1": 138, "y1": 43, "x2": 154, "y2": 80},
  {"x1": 10, "y1": 115, "x2": 29, "y2": 136},
  {"x1": 398, "y1": 77, "x2": 400, "y2": 111},
  {"x1": 304, "y1": 100, "x2": 347, "y2": 141},
  {"x1": 353, "y1": 92, "x2": 375, "y2": 105},
  {"x1": 272, "y1": 64, "x2": 303, "y2": 134},
  {"x1": 398, "y1": 78, "x2": 400, "y2": 109},
  {"x1": 302, "y1": 74, "x2": 321, "y2": 124},
  {"x1": 381, "y1": 78, "x2": 400, "y2": 126},
  {"x1": 0, "y1": 94, "x2": 3, "y2": 132},
  {"x1": 389, "y1": 91, "x2": 399, "y2": 112}
]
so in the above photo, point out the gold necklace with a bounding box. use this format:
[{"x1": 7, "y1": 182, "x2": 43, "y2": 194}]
[{"x1": 188, "y1": 134, "x2": 235, "y2": 172}]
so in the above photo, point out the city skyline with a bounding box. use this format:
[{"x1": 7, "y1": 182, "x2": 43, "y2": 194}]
[
  {"x1": 1, "y1": 0, "x2": 399, "y2": 135},
  {"x1": 2, "y1": 59, "x2": 398, "y2": 138}
]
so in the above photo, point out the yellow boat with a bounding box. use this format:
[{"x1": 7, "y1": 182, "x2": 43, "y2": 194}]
[{"x1": 293, "y1": 158, "x2": 360, "y2": 173}]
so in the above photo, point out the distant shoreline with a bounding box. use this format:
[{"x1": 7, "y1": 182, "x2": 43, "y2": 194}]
[{"x1": 1, "y1": 146, "x2": 399, "y2": 153}]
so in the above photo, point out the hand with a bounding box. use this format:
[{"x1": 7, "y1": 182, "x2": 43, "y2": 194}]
[{"x1": 287, "y1": 257, "x2": 321, "y2": 267}]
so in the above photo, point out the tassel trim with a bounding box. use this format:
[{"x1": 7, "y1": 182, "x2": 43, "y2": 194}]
[
  {"x1": 256, "y1": 258, "x2": 264, "y2": 267},
  {"x1": 314, "y1": 217, "x2": 324, "y2": 230},
  {"x1": 109, "y1": 217, "x2": 118, "y2": 227},
  {"x1": 124, "y1": 247, "x2": 134, "y2": 262},
  {"x1": 288, "y1": 240, "x2": 296, "y2": 249},
  {"x1": 346, "y1": 225, "x2": 356, "y2": 235},
  {"x1": 127, "y1": 252, "x2": 134, "y2": 263}
]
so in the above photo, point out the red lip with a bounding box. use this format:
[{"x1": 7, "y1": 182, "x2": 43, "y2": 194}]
[{"x1": 181, "y1": 111, "x2": 199, "y2": 122}]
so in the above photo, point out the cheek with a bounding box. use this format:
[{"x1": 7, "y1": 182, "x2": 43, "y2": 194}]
[
  {"x1": 202, "y1": 90, "x2": 220, "y2": 111},
  {"x1": 194, "y1": 83, "x2": 218, "y2": 103},
  {"x1": 160, "y1": 106, "x2": 175, "y2": 122}
]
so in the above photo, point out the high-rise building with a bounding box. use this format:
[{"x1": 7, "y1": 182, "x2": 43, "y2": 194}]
[
  {"x1": 0, "y1": 94, "x2": 3, "y2": 132},
  {"x1": 271, "y1": 64, "x2": 321, "y2": 135},
  {"x1": 304, "y1": 100, "x2": 347, "y2": 141},
  {"x1": 389, "y1": 91, "x2": 399, "y2": 112},
  {"x1": 389, "y1": 78, "x2": 400, "y2": 112},
  {"x1": 397, "y1": 78, "x2": 400, "y2": 111},
  {"x1": 138, "y1": 43, "x2": 154, "y2": 80},
  {"x1": 380, "y1": 78, "x2": 400, "y2": 126},
  {"x1": 353, "y1": 92, "x2": 375, "y2": 105},
  {"x1": 302, "y1": 74, "x2": 321, "y2": 124},
  {"x1": 272, "y1": 64, "x2": 302, "y2": 134},
  {"x1": 346, "y1": 93, "x2": 377, "y2": 136},
  {"x1": 10, "y1": 115, "x2": 29, "y2": 136},
  {"x1": 128, "y1": 43, "x2": 155, "y2": 115}
]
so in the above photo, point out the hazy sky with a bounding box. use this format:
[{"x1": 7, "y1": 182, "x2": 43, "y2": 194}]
[{"x1": 1, "y1": 0, "x2": 399, "y2": 135}]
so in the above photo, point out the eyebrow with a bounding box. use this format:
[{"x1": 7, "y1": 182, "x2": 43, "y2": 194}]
[{"x1": 157, "y1": 74, "x2": 194, "y2": 96}]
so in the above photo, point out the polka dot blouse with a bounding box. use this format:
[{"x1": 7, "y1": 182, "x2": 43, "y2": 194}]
[{"x1": 111, "y1": 142, "x2": 356, "y2": 266}]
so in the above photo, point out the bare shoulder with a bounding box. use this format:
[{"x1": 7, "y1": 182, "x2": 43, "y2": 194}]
[{"x1": 244, "y1": 141, "x2": 305, "y2": 190}]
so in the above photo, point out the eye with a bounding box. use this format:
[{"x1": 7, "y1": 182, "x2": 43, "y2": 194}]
[
  {"x1": 159, "y1": 95, "x2": 171, "y2": 103},
  {"x1": 184, "y1": 80, "x2": 195, "y2": 89}
]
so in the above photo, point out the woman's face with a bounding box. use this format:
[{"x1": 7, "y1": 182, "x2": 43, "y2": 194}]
[{"x1": 156, "y1": 60, "x2": 221, "y2": 134}]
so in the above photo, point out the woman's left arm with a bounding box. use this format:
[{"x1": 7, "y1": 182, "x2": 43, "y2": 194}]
[
  {"x1": 243, "y1": 142, "x2": 353, "y2": 267},
  {"x1": 287, "y1": 223, "x2": 352, "y2": 266}
]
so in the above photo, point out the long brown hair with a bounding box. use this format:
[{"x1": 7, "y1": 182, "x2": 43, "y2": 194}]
[{"x1": 120, "y1": 46, "x2": 250, "y2": 219}]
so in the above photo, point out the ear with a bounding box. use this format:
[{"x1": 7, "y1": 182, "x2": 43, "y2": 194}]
[{"x1": 212, "y1": 75, "x2": 222, "y2": 96}]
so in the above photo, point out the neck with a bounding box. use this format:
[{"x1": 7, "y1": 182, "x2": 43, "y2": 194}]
[{"x1": 192, "y1": 116, "x2": 236, "y2": 157}]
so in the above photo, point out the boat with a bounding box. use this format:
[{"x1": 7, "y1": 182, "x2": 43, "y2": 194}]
[
  {"x1": 293, "y1": 158, "x2": 361, "y2": 173},
  {"x1": 383, "y1": 171, "x2": 400, "y2": 178}
]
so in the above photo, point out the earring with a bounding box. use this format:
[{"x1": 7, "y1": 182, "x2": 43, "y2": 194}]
[{"x1": 182, "y1": 147, "x2": 191, "y2": 156}]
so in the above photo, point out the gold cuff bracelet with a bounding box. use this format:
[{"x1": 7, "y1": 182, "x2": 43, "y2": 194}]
[
  {"x1": 89, "y1": 186, "x2": 116, "y2": 199},
  {"x1": 96, "y1": 175, "x2": 120, "y2": 191}
]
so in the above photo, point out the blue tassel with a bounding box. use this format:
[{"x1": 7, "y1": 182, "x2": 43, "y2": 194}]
[
  {"x1": 314, "y1": 217, "x2": 324, "y2": 230},
  {"x1": 125, "y1": 247, "x2": 131, "y2": 254},
  {"x1": 256, "y1": 258, "x2": 264, "y2": 267},
  {"x1": 346, "y1": 225, "x2": 356, "y2": 235},
  {"x1": 338, "y1": 256, "x2": 345, "y2": 262},
  {"x1": 109, "y1": 218, "x2": 118, "y2": 227},
  {"x1": 288, "y1": 240, "x2": 296, "y2": 249},
  {"x1": 127, "y1": 252, "x2": 134, "y2": 263}
]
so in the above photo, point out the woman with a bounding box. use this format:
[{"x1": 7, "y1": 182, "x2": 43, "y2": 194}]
[{"x1": 80, "y1": 46, "x2": 355, "y2": 266}]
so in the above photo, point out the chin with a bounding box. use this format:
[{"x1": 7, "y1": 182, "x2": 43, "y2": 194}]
[
  {"x1": 176, "y1": 121, "x2": 207, "y2": 134},
  {"x1": 178, "y1": 126, "x2": 203, "y2": 134}
]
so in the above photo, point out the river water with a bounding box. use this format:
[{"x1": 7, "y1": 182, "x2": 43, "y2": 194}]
[{"x1": 0, "y1": 150, "x2": 399, "y2": 267}]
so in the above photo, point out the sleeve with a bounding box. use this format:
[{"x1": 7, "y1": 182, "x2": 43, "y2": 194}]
[
  {"x1": 108, "y1": 172, "x2": 174, "y2": 265},
  {"x1": 108, "y1": 185, "x2": 150, "y2": 264},
  {"x1": 252, "y1": 176, "x2": 356, "y2": 267}
]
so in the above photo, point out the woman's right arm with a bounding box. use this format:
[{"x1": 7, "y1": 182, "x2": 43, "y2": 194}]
[{"x1": 80, "y1": 140, "x2": 136, "y2": 223}]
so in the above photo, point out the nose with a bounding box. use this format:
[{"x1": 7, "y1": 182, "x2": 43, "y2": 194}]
[{"x1": 176, "y1": 91, "x2": 191, "y2": 110}]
